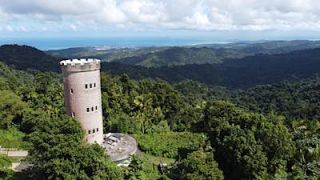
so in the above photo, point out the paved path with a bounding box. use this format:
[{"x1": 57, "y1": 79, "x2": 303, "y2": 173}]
[
  {"x1": 0, "y1": 150, "x2": 28, "y2": 157},
  {"x1": 11, "y1": 162, "x2": 33, "y2": 172}
]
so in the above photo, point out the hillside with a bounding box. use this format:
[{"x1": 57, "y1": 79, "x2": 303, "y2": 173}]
[
  {"x1": 47, "y1": 40, "x2": 320, "y2": 67},
  {"x1": 2, "y1": 44, "x2": 320, "y2": 88},
  {"x1": 0, "y1": 45, "x2": 60, "y2": 71},
  {"x1": 117, "y1": 40, "x2": 320, "y2": 67},
  {"x1": 102, "y1": 47, "x2": 320, "y2": 88},
  {"x1": 47, "y1": 47, "x2": 167, "y2": 64}
]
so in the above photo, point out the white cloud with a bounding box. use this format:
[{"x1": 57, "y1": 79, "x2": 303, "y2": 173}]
[
  {"x1": 0, "y1": 0, "x2": 320, "y2": 32},
  {"x1": 5, "y1": 25, "x2": 14, "y2": 32},
  {"x1": 119, "y1": 0, "x2": 166, "y2": 23},
  {"x1": 69, "y1": 24, "x2": 78, "y2": 31}
]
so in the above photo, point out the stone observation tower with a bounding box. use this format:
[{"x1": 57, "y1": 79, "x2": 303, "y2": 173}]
[
  {"x1": 60, "y1": 58, "x2": 137, "y2": 165},
  {"x1": 60, "y1": 59, "x2": 104, "y2": 144}
]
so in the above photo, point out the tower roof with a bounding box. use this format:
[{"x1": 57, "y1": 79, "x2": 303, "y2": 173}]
[
  {"x1": 60, "y1": 58, "x2": 100, "y2": 66},
  {"x1": 60, "y1": 58, "x2": 101, "y2": 72}
]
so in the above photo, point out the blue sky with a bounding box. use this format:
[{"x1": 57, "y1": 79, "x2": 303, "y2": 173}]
[{"x1": 0, "y1": 0, "x2": 320, "y2": 41}]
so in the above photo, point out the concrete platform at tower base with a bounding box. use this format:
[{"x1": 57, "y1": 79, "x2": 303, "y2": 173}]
[{"x1": 102, "y1": 133, "x2": 137, "y2": 163}]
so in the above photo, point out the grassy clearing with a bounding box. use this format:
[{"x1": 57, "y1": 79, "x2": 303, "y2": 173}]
[
  {"x1": 137, "y1": 152, "x2": 175, "y2": 165},
  {"x1": 134, "y1": 132, "x2": 206, "y2": 158}
]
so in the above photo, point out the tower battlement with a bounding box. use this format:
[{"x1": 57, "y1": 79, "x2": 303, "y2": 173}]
[{"x1": 60, "y1": 59, "x2": 101, "y2": 72}]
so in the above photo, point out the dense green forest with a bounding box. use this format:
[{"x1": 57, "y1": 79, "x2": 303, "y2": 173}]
[
  {"x1": 102, "y1": 47, "x2": 320, "y2": 88},
  {"x1": 0, "y1": 44, "x2": 320, "y2": 179}
]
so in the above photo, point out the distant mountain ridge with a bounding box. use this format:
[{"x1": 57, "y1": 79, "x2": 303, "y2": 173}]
[
  {"x1": 102, "y1": 47, "x2": 320, "y2": 88},
  {"x1": 47, "y1": 40, "x2": 320, "y2": 67},
  {"x1": 1, "y1": 44, "x2": 320, "y2": 88}
]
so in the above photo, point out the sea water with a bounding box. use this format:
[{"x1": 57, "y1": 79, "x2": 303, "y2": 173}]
[{"x1": 0, "y1": 36, "x2": 224, "y2": 50}]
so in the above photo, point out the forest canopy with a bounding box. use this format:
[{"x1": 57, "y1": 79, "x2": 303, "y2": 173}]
[{"x1": 0, "y1": 44, "x2": 320, "y2": 179}]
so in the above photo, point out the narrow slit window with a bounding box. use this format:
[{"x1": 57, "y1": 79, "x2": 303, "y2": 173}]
[
  {"x1": 90, "y1": 84, "x2": 92, "y2": 88},
  {"x1": 70, "y1": 88, "x2": 73, "y2": 94},
  {"x1": 88, "y1": 130, "x2": 91, "y2": 134},
  {"x1": 85, "y1": 84, "x2": 88, "y2": 89},
  {"x1": 93, "y1": 129, "x2": 95, "y2": 133},
  {"x1": 96, "y1": 128, "x2": 99, "y2": 132},
  {"x1": 91, "y1": 107, "x2": 94, "y2": 111},
  {"x1": 94, "y1": 83, "x2": 96, "y2": 87},
  {"x1": 71, "y1": 112, "x2": 75, "y2": 117},
  {"x1": 87, "y1": 108, "x2": 90, "y2": 112},
  {"x1": 95, "y1": 106, "x2": 98, "y2": 110}
]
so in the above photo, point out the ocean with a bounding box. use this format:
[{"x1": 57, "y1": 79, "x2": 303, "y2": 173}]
[{"x1": 0, "y1": 37, "x2": 224, "y2": 50}]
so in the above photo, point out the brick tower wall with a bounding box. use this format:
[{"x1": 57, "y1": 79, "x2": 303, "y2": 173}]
[{"x1": 60, "y1": 59, "x2": 104, "y2": 144}]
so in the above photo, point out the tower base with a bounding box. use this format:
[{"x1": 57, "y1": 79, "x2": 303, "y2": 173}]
[{"x1": 102, "y1": 133, "x2": 138, "y2": 166}]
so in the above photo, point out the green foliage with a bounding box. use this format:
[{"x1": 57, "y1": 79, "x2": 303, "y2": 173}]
[
  {"x1": 117, "y1": 47, "x2": 228, "y2": 67},
  {"x1": 0, "y1": 155, "x2": 12, "y2": 170},
  {"x1": 125, "y1": 155, "x2": 162, "y2": 180},
  {"x1": 174, "y1": 80, "x2": 230, "y2": 104},
  {"x1": 136, "y1": 152, "x2": 175, "y2": 166},
  {"x1": 199, "y1": 101, "x2": 295, "y2": 179},
  {"x1": 170, "y1": 149, "x2": 223, "y2": 180},
  {"x1": 27, "y1": 114, "x2": 123, "y2": 179},
  {"x1": 101, "y1": 74, "x2": 190, "y2": 134},
  {"x1": 233, "y1": 77, "x2": 320, "y2": 121},
  {"x1": 135, "y1": 132, "x2": 206, "y2": 158},
  {"x1": 288, "y1": 120, "x2": 320, "y2": 179},
  {"x1": 0, "y1": 128, "x2": 30, "y2": 149},
  {"x1": 0, "y1": 90, "x2": 28, "y2": 129},
  {"x1": 0, "y1": 62, "x2": 34, "y2": 92},
  {"x1": 0, "y1": 45, "x2": 60, "y2": 72},
  {"x1": 0, "y1": 154, "x2": 13, "y2": 177},
  {"x1": 19, "y1": 72, "x2": 65, "y2": 117}
]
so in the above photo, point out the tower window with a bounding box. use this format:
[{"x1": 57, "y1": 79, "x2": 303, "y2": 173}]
[
  {"x1": 91, "y1": 107, "x2": 94, "y2": 111},
  {"x1": 86, "y1": 108, "x2": 90, "y2": 112},
  {"x1": 88, "y1": 130, "x2": 91, "y2": 134},
  {"x1": 70, "y1": 88, "x2": 73, "y2": 94},
  {"x1": 71, "y1": 112, "x2": 75, "y2": 117},
  {"x1": 96, "y1": 128, "x2": 99, "y2": 132},
  {"x1": 93, "y1": 129, "x2": 95, "y2": 133},
  {"x1": 94, "y1": 83, "x2": 96, "y2": 87},
  {"x1": 90, "y1": 84, "x2": 92, "y2": 88},
  {"x1": 95, "y1": 106, "x2": 98, "y2": 110},
  {"x1": 85, "y1": 84, "x2": 88, "y2": 89}
]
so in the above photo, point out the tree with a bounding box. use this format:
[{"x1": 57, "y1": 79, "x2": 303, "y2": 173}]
[
  {"x1": 199, "y1": 100, "x2": 295, "y2": 179},
  {"x1": 0, "y1": 90, "x2": 27, "y2": 129},
  {"x1": 0, "y1": 155, "x2": 13, "y2": 178},
  {"x1": 27, "y1": 114, "x2": 123, "y2": 179},
  {"x1": 170, "y1": 149, "x2": 223, "y2": 180},
  {"x1": 289, "y1": 119, "x2": 320, "y2": 178}
]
